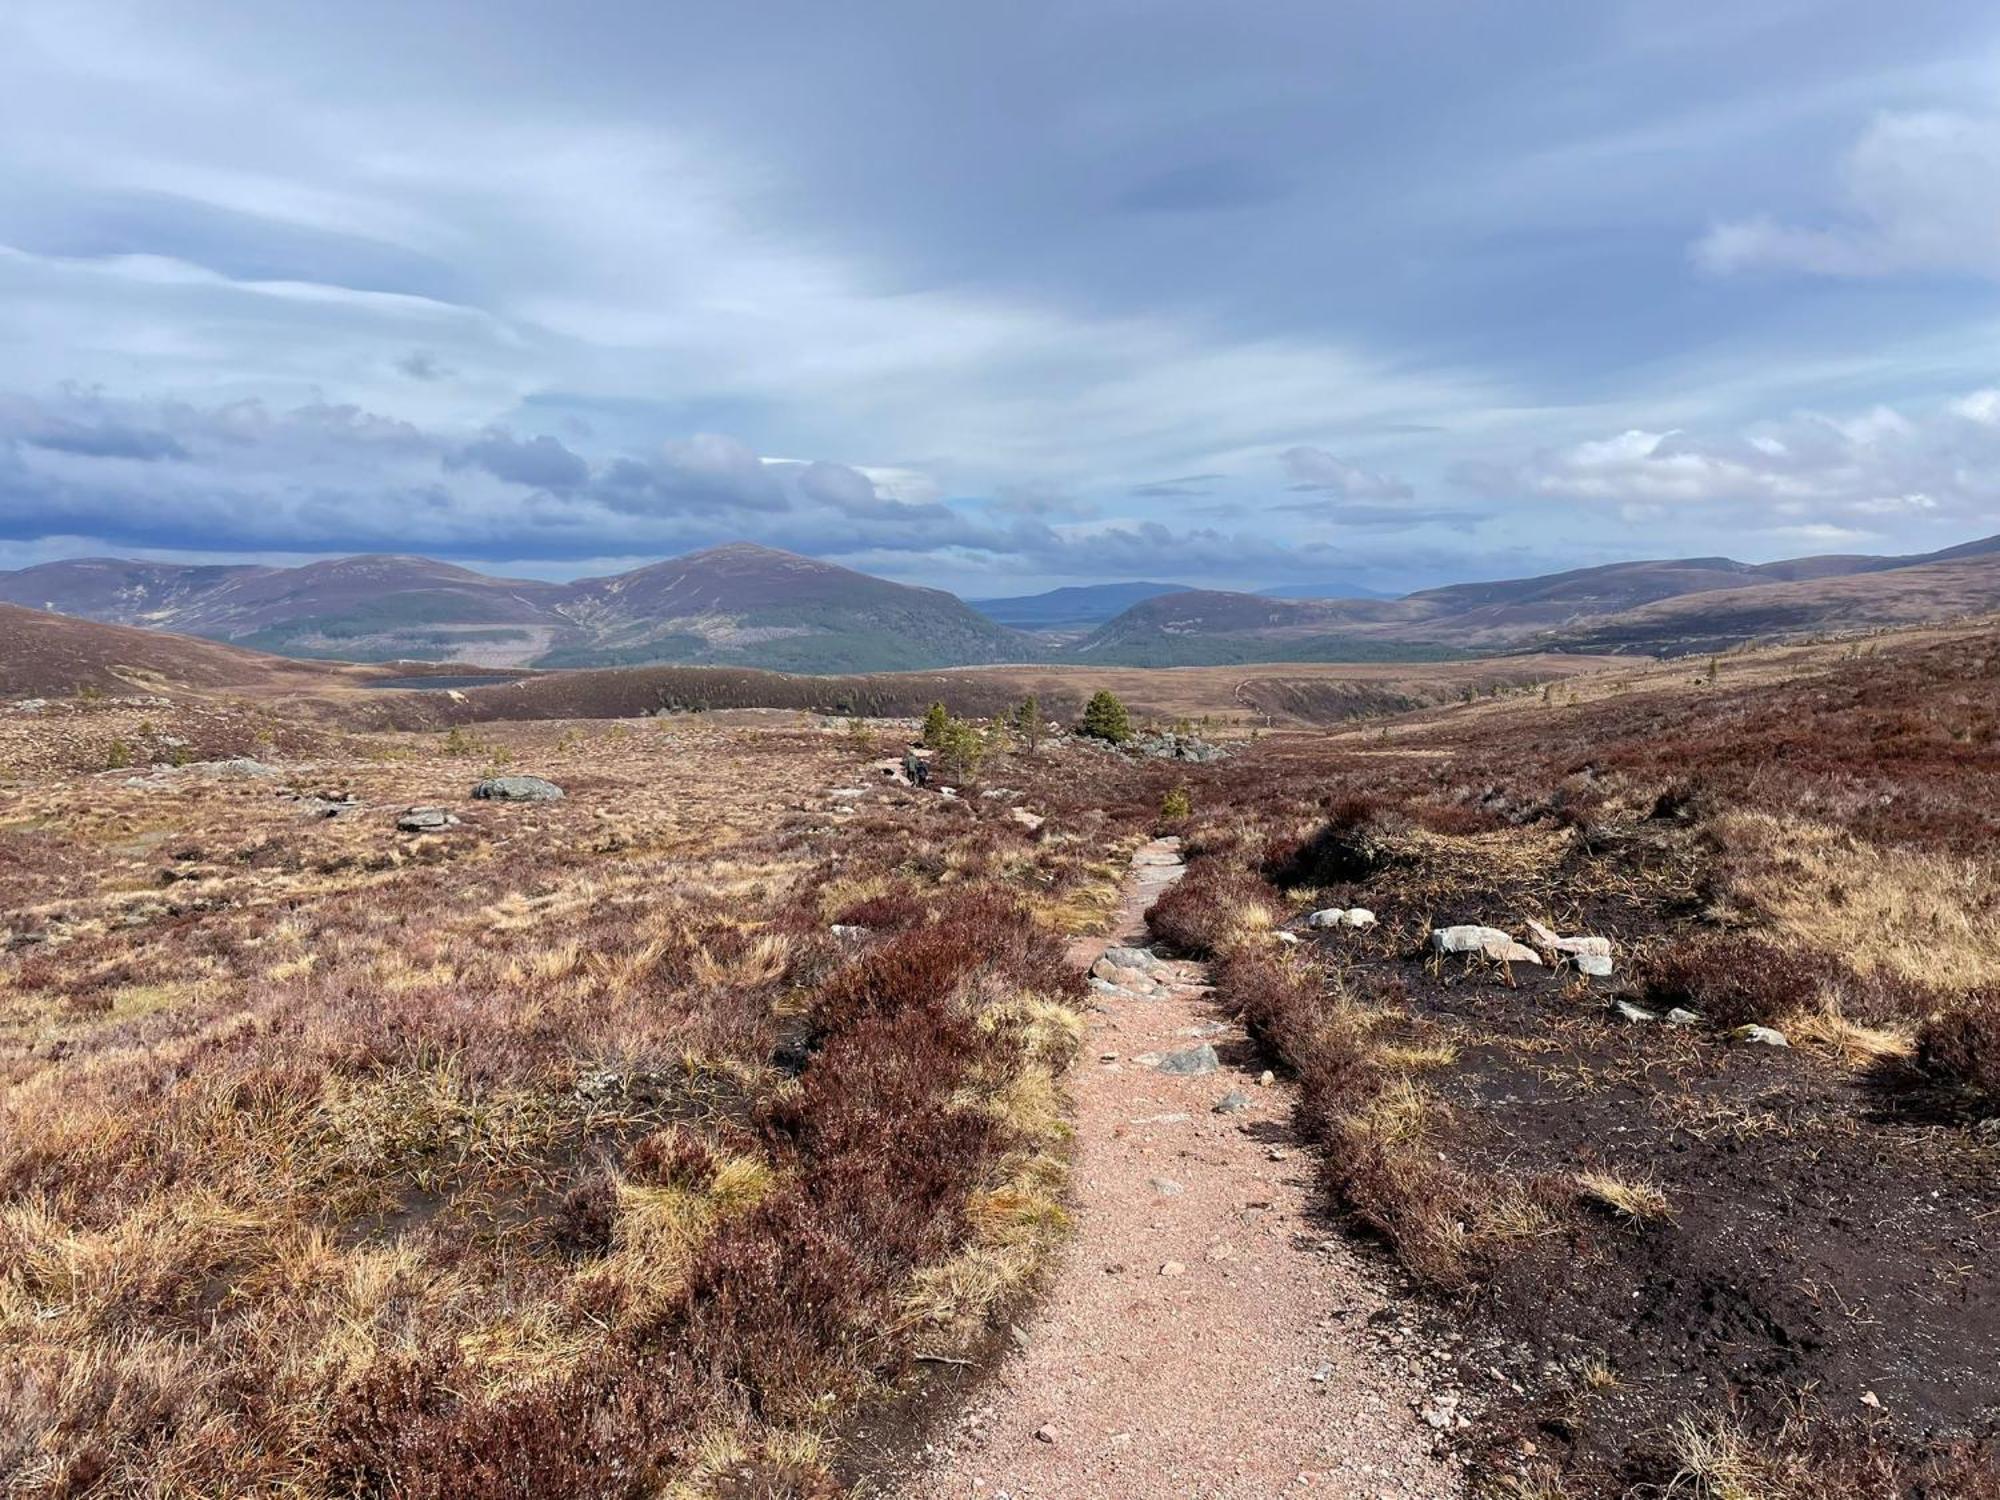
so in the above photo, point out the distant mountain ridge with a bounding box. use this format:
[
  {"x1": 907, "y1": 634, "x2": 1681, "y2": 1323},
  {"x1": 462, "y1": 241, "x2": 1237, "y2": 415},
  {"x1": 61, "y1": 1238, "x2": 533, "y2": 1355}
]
[
  {"x1": 968, "y1": 581, "x2": 1192, "y2": 629},
  {"x1": 0, "y1": 544, "x2": 1030, "y2": 674},
  {"x1": 1072, "y1": 533, "x2": 2000, "y2": 663},
  {"x1": 3, "y1": 532, "x2": 1996, "y2": 672}
]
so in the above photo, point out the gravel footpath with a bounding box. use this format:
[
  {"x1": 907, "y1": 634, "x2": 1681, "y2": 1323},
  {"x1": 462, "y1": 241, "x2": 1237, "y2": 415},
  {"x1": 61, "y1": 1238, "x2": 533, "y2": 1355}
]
[{"x1": 901, "y1": 839, "x2": 1461, "y2": 1499}]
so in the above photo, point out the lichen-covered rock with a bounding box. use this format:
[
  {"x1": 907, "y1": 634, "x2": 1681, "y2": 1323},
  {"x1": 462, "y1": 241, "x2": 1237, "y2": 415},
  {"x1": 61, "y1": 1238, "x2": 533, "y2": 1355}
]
[{"x1": 472, "y1": 775, "x2": 564, "y2": 802}]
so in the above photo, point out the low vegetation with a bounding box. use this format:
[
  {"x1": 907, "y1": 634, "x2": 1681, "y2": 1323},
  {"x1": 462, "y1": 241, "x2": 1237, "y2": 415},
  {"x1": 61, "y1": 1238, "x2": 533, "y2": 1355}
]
[
  {"x1": 0, "y1": 701, "x2": 1178, "y2": 1495},
  {"x1": 1148, "y1": 620, "x2": 2000, "y2": 1494},
  {"x1": 5, "y1": 615, "x2": 1996, "y2": 1496}
]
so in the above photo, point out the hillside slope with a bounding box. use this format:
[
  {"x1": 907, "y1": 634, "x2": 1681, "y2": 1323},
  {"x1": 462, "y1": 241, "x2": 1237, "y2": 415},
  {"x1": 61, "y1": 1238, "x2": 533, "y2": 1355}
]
[
  {"x1": 968, "y1": 581, "x2": 1192, "y2": 630},
  {"x1": 0, "y1": 545, "x2": 1036, "y2": 674},
  {"x1": 547, "y1": 543, "x2": 1033, "y2": 671},
  {"x1": 0, "y1": 601, "x2": 359, "y2": 698},
  {"x1": 1079, "y1": 533, "x2": 2000, "y2": 662}
]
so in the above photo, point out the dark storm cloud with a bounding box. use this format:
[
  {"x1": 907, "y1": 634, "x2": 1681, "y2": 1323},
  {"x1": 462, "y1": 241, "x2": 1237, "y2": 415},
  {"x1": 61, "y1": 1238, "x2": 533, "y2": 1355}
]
[{"x1": 450, "y1": 430, "x2": 590, "y2": 491}]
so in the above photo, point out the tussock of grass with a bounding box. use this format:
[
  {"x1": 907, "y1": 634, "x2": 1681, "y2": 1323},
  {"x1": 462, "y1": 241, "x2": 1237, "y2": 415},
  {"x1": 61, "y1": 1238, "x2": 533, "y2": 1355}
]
[{"x1": 1575, "y1": 1171, "x2": 1674, "y2": 1223}]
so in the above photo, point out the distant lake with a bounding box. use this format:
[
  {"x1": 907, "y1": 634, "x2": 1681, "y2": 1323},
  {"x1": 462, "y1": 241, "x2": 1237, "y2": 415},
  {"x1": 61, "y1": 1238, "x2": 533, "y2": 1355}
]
[{"x1": 369, "y1": 673, "x2": 527, "y2": 691}]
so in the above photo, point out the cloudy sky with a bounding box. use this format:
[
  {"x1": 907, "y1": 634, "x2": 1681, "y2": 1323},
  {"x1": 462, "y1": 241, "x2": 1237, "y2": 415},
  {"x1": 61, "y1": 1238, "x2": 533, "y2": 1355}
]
[{"x1": 2, "y1": 1, "x2": 1999, "y2": 594}]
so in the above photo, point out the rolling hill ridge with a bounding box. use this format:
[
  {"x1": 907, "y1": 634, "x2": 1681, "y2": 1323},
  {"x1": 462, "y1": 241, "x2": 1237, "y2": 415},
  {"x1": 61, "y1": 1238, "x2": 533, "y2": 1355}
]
[{"x1": 3, "y1": 532, "x2": 1996, "y2": 673}]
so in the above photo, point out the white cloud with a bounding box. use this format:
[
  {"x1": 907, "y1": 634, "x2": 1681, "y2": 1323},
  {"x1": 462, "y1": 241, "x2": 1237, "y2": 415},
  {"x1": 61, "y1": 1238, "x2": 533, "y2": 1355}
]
[
  {"x1": 1459, "y1": 391, "x2": 2000, "y2": 537},
  {"x1": 1694, "y1": 112, "x2": 2000, "y2": 279}
]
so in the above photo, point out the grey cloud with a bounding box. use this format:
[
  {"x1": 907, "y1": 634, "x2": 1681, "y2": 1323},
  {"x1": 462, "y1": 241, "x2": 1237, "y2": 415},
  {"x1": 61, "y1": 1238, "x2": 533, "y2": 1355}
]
[
  {"x1": 1269, "y1": 498, "x2": 1485, "y2": 528},
  {"x1": 1279, "y1": 446, "x2": 1415, "y2": 502},
  {"x1": 397, "y1": 349, "x2": 450, "y2": 380},
  {"x1": 1128, "y1": 473, "x2": 1223, "y2": 498},
  {"x1": 450, "y1": 430, "x2": 590, "y2": 491},
  {"x1": 0, "y1": 394, "x2": 190, "y2": 462},
  {"x1": 1695, "y1": 113, "x2": 2000, "y2": 280}
]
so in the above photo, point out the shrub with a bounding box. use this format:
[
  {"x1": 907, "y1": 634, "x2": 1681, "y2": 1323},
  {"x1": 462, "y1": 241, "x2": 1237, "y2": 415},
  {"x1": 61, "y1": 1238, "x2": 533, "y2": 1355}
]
[
  {"x1": 1261, "y1": 796, "x2": 1404, "y2": 887},
  {"x1": 1916, "y1": 989, "x2": 2000, "y2": 1114},
  {"x1": 1145, "y1": 861, "x2": 1271, "y2": 958},
  {"x1": 1160, "y1": 784, "x2": 1192, "y2": 822},
  {"x1": 1636, "y1": 934, "x2": 1843, "y2": 1028},
  {"x1": 104, "y1": 738, "x2": 134, "y2": 770},
  {"x1": 1078, "y1": 690, "x2": 1131, "y2": 745}
]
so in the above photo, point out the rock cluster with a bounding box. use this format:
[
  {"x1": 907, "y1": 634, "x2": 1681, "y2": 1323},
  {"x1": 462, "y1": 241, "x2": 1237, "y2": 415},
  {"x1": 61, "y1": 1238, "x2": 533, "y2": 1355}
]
[
  {"x1": 1432, "y1": 919, "x2": 1617, "y2": 975},
  {"x1": 1129, "y1": 731, "x2": 1227, "y2": 763},
  {"x1": 1306, "y1": 906, "x2": 1377, "y2": 930}
]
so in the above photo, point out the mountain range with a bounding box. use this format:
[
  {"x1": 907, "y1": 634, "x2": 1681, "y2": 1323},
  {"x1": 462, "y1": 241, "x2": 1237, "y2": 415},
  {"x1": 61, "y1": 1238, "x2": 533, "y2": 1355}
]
[{"x1": 2, "y1": 533, "x2": 1996, "y2": 674}]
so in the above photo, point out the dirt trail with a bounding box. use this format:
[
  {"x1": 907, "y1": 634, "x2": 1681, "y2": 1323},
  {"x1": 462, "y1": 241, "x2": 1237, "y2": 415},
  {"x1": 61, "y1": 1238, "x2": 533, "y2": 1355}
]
[{"x1": 902, "y1": 838, "x2": 1459, "y2": 1499}]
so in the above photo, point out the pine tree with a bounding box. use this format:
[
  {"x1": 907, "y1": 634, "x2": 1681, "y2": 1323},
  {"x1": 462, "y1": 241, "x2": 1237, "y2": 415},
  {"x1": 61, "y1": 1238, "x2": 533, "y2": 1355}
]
[
  {"x1": 1011, "y1": 694, "x2": 1045, "y2": 753},
  {"x1": 920, "y1": 701, "x2": 951, "y2": 749},
  {"x1": 1080, "y1": 690, "x2": 1132, "y2": 744}
]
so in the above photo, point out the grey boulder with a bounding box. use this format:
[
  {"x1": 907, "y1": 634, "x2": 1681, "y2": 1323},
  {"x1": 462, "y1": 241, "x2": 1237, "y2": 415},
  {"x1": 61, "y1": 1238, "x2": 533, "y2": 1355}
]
[{"x1": 472, "y1": 775, "x2": 565, "y2": 802}]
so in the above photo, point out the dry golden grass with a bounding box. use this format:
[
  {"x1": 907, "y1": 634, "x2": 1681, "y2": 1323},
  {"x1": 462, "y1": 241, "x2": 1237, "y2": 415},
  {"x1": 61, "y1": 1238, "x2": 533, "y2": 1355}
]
[
  {"x1": 1575, "y1": 1171, "x2": 1675, "y2": 1223},
  {"x1": 0, "y1": 707, "x2": 1166, "y2": 1494},
  {"x1": 1711, "y1": 811, "x2": 2000, "y2": 993}
]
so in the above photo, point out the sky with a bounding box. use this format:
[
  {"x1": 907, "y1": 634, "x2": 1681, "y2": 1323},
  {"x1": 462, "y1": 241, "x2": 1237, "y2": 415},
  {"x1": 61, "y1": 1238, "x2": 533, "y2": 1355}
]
[{"x1": 2, "y1": 1, "x2": 2000, "y2": 596}]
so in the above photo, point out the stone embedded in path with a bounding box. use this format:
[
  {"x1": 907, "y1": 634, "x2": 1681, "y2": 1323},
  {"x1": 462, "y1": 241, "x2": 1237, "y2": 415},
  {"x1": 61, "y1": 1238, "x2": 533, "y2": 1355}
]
[
  {"x1": 1156, "y1": 1043, "x2": 1220, "y2": 1076},
  {"x1": 472, "y1": 775, "x2": 564, "y2": 802},
  {"x1": 1213, "y1": 1090, "x2": 1254, "y2": 1114},
  {"x1": 1100, "y1": 945, "x2": 1163, "y2": 971},
  {"x1": 1733, "y1": 1024, "x2": 1790, "y2": 1047},
  {"x1": 1090, "y1": 976, "x2": 1159, "y2": 1002}
]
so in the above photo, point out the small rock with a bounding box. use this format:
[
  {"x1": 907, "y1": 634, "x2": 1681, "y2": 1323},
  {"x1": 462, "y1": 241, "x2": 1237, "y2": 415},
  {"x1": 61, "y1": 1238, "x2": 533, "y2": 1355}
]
[
  {"x1": 1733, "y1": 1024, "x2": 1790, "y2": 1048},
  {"x1": 1213, "y1": 1090, "x2": 1254, "y2": 1114},
  {"x1": 1612, "y1": 1000, "x2": 1658, "y2": 1023},
  {"x1": 1575, "y1": 952, "x2": 1615, "y2": 977},
  {"x1": 1158, "y1": 1260, "x2": 1187, "y2": 1277},
  {"x1": 1665, "y1": 1007, "x2": 1702, "y2": 1026},
  {"x1": 471, "y1": 775, "x2": 564, "y2": 802},
  {"x1": 397, "y1": 806, "x2": 458, "y2": 833},
  {"x1": 1258, "y1": 1069, "x2": 1275, "y2": 1087},
  {"x1": 1308, "y1": 907, "x2": 1377, "y2": 930},
  {"x1": 1156, "y1": 1044, "x2": 1219, "y2": 1076},
  {"x1": 1431, "y1": 924, "x2": 1513, "y2": 955},
  {"x1": 1033, "y1": 1424, "x2": 1057, "y2": 1444},
  {"x1": 1149, "y1": 1177, "x2": 1185, "y2": 1197},
  {"x1": 1273, "y1": 930, "x2": 1300, "y2": 945},
  {"x1": 1100, "y1": 945, "x2": 1162, "y2": 971}
]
